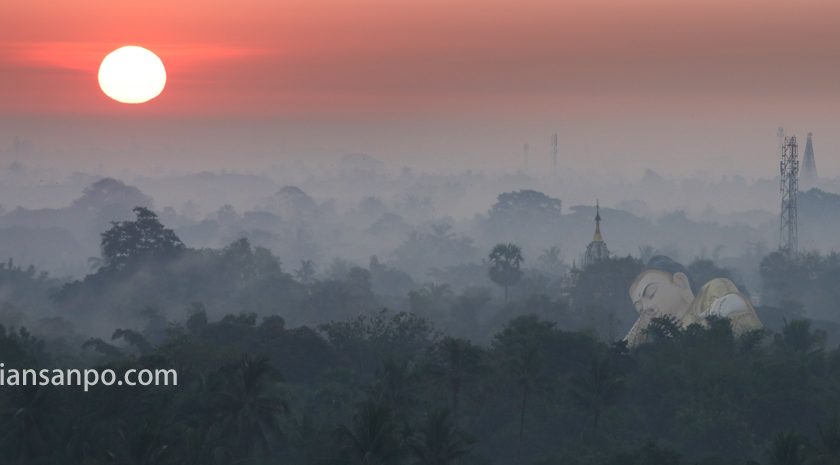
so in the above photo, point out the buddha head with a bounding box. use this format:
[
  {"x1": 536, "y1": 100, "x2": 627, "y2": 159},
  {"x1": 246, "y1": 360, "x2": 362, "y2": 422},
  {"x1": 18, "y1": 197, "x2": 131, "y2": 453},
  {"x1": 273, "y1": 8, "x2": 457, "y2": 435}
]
[{"x1": 629, "y1": 255, "x2": 696, "y2": 321}]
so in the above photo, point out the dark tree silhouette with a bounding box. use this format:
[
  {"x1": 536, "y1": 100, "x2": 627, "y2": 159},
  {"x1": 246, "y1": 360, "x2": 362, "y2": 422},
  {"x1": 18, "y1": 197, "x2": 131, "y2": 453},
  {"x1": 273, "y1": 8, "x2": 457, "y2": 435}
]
[
  {"x1": 333, "y1": 401, "x2": 404, "y2": 465},
  {"x1": 409, "y1": 409, "x2": 473, "y2": 465},
  {"x1": 112, "y1": 328, "x2": 153, "y2": 355},
  {"x1": 100, "y1": 207, "x2": 185, "y2": 270},
  {"x1": 488, "y1": 243, "x2": 524, "y2": 303},
  {"x1": 213, "y1": 356, "x2": 289, "y2": 460},
  {"x1": 775, "y1": 319, "x2": 826, "y2": 354},
  {"x1": 570, "y1": 357, "x2": 624, "y2": 439},
  {"x1": 487, "y1": 190, "x2": 562, "y2": 224},
  {"x1": 425, "y1": 337, "x2": 483, "y2": 419},
  {"x1": 492, "y1": 316, "x2": 555, "y2": 457}
]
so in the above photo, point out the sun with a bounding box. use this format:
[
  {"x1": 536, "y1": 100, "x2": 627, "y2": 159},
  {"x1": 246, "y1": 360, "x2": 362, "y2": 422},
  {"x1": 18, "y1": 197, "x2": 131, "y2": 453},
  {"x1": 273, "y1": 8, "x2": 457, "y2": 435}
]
[{"x1": 98, "y1": 46, "x2": 166, "y2": 104}]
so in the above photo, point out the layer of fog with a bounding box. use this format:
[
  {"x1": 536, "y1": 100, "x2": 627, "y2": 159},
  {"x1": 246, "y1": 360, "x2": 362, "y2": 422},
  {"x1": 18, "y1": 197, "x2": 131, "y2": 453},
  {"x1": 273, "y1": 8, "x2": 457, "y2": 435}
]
[{"x1": 1, "y1": 153, "x2": 839, "y2": 282}]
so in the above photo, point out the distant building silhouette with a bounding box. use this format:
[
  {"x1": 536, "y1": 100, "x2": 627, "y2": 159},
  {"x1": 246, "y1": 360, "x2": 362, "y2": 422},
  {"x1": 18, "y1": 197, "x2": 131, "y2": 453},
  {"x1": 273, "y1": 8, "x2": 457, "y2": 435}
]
[
  {"x1": 583, "y1": 200, "x2": 610, "y2": 267},
  {"x1": 802, "y1": 132, "x2": 818, "y2": 185}
]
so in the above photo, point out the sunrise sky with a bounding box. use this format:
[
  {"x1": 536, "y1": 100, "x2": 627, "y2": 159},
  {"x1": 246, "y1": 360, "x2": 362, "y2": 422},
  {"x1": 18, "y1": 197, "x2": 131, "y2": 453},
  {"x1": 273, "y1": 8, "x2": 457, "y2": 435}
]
[{"x1": 3, "y1": 0, "x2": 840, "y2": 175}]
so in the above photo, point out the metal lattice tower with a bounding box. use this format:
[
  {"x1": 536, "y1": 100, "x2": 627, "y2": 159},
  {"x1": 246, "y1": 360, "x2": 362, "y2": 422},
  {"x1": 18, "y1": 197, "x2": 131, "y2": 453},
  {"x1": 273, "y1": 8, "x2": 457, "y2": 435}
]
[
  {"x1": 551, "y1": 133, "x2": 558, "y2": 178},
  {"x1": 779, "y1": 135, "x2": 799, "y2": 255}
]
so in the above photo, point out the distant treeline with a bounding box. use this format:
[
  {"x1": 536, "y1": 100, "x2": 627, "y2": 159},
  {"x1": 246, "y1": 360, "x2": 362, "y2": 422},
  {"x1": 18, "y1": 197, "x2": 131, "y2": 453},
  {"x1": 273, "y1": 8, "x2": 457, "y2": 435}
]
[
  {"x1": 0, "y1": 302, "x2": 838, "y2": 464},
  {"x1": 0, "y1": 205, "x2": 839, "y2": 464}
]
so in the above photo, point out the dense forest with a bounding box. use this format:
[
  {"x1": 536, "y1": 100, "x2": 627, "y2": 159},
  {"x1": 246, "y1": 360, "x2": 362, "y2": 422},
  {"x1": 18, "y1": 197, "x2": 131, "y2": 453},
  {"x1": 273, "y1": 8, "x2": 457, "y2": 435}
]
[
  {"x1": 0, "y1": 204, "x2": 839, "y2": 465},
  {"x1": 8, "y1": 0, "x2": 840, "y2": 460}
]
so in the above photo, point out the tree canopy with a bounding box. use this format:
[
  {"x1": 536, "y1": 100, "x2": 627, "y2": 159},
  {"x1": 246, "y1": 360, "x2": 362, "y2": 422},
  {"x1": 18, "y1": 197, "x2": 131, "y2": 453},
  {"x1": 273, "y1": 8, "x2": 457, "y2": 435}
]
[{"x1": 100, "y1": 206, "x2": 185, "y2": 270}]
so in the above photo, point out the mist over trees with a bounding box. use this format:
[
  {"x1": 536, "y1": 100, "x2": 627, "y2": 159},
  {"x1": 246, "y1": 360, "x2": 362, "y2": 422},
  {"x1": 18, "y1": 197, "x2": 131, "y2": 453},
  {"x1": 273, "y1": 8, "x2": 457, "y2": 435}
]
[{"x1": 1, "y1": 161, "x2": 840, "y2": 463}]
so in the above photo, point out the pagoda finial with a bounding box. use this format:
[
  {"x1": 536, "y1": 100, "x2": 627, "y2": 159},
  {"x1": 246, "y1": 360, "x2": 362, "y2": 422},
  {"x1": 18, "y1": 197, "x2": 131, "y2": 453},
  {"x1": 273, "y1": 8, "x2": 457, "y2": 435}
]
[{"x1": 593, "y1": 200, "x2": 603, "y2": 242}]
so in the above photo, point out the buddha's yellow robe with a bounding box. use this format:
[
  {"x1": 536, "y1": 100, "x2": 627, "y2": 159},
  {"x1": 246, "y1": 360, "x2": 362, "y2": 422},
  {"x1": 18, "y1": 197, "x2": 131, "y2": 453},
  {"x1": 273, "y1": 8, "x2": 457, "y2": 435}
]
[{"x1": 625, "y1": 278, "x2": 763, "y2": 347}]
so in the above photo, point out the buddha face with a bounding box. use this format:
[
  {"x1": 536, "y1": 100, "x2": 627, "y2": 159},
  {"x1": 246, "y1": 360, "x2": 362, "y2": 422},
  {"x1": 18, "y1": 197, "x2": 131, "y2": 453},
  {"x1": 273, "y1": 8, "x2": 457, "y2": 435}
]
[{"x1": 629, "y1": 270, "x2": 694, "y2": 320}]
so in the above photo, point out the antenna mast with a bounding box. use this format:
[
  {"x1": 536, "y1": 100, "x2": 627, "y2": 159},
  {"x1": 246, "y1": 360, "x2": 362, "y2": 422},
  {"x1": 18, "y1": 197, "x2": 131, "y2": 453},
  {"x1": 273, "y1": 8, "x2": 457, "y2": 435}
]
[{"x1": 779, "y1": 135, "x2": 799, "y2": 256}]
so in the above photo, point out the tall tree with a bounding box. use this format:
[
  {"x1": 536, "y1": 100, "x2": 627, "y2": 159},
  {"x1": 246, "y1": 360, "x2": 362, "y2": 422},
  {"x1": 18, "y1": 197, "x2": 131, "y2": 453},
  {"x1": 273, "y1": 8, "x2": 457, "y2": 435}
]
[
  {"x1": 333, "y1": 401, "x2": 404, "y2": 465},
  {"x1": 492, "y1": 316, "x2": 555, "y2": 457},
  {"x1": 570, "y1": 357, "x2": 624, "y2": 439},
  {"x1": 425, "y1": 337, "x2": 483, "y2": 419},
  {"x1": 488, "y1": 243, "x2": 524, "y2": 303},
  {"x1": 410, "y1": 409, "x2": 473, "y2": 465},
  {"x1": 100, "y1": 206, "x2": 185, "y2": 270},
  {"x1": 213, "y1": 356, "x2": 289, "y2": 461}
]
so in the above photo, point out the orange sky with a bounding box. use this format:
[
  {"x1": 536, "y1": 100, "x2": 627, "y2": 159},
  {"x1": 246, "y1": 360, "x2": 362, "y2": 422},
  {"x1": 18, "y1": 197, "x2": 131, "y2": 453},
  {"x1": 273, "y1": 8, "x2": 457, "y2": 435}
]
[
  {"x1": 5, "y1": 0, "x2": 840, "y2": 115},
  {"x1": 2, "y1": 0, "x2": 840, "y2": 175}
]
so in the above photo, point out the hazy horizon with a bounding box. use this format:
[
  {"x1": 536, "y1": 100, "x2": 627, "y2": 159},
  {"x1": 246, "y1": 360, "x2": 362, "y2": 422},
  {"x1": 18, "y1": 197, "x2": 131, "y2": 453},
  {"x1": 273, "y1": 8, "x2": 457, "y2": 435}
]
[{"x1": 4, "y1": 0, "x2": 840, "y2": 177}]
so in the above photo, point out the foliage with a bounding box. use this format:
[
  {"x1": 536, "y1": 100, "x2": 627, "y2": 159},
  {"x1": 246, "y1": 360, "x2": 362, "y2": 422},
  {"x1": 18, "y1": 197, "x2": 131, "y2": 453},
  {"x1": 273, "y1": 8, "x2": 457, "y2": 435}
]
[
  {"x1": 487, "y1": 190, "x2": 562, "y2": 225},
  {"x1": 101, "y1": 207, "x2": 185, "y2": 271},
  {"x1": 760, "y1": 251, "x2": 840, "y2": 321},
  {"x1": 487, "y1": 243, "x2": 524, "y2": 302},
  {"x1": 8, "y1": 208, "x2": 840, "y2": 465}
]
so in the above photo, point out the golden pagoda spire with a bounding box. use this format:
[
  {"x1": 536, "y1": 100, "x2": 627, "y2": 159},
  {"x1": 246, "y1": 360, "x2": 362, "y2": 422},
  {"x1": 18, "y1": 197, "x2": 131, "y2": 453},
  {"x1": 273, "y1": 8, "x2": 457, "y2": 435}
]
[{"x1": 583, "y1": 199, "x2": 609, "y2": 267}]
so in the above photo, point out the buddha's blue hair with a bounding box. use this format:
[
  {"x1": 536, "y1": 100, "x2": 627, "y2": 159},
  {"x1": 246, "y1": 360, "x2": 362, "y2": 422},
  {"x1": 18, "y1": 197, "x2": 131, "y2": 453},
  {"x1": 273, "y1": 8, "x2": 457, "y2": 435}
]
[{"x1": 646, "y1": 255, "x2": 695, "y2": 293}]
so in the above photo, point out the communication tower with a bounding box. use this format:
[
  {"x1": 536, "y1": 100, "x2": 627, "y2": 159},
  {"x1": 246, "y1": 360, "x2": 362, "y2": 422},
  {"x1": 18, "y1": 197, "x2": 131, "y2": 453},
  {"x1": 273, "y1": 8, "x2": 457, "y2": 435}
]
[{"x1": 779, "y1": 135, "x2": 799, "y2": 255}]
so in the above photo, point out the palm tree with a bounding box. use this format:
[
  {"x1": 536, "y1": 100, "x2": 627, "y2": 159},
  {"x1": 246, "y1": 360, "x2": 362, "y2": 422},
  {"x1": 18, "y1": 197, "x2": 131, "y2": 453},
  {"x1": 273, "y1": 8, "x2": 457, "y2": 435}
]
[
  {"x1": 213, "y1": 356, "x2": 289, "y2": 461},
  {"x1": 332, "y1": 401, "x2": 404, "y2": 465},
  {"x1": 488, "y1": 243, "x2": 524, "y2": 303},
  {"x1": 410, "y1": 409, "x2": 473, "y2": 465},
  {"x1": 369, "y1": 360, "x2": 419, "y2": 418},
  {"x1": 511, "y1": 346, "x2": 539, "y2": 456},
  {"x1": 426, "y1": 338, "x2": 483, "y2": 419},
  {"x1": 173, "y1": 374, "x2": 225, "y2": 465},
  {"x1": 570, "y1": 358, "x2": 624, "y2": 439},
  {"x1": 492, "y1": 316, "x2": 553, "y2": 457}
]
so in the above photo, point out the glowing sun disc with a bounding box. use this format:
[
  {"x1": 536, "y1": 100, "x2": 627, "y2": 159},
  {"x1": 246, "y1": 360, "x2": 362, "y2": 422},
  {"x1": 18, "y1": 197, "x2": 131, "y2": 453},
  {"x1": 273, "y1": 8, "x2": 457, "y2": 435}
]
[{"x1": 98, "y1": 46, "x2": 166, "y2": 104}]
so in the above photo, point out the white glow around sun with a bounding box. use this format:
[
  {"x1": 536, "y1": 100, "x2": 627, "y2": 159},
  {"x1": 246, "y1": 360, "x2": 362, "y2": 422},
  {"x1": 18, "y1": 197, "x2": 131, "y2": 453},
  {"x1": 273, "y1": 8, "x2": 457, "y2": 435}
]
[{"x1": 98, "y1": 46, "x2": 166, "y2": 104}]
